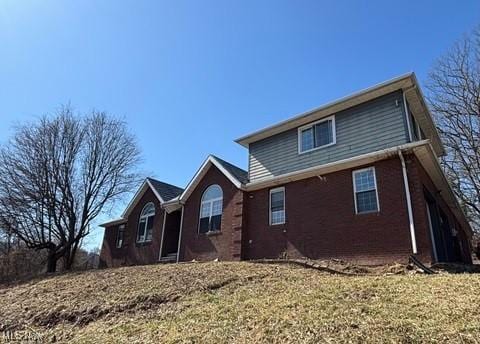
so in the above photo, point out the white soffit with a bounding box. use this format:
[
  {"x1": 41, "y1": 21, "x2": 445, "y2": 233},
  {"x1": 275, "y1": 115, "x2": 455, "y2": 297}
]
[
  {"x1": 412, "y1": 144, "x2": 472, "y2": 236},
  {"x1": 235, "y1": 73, "x2": 415, "y2": 147},
  {"x1": 235, "y1": 73, "x2": 445, "y2": 157}
]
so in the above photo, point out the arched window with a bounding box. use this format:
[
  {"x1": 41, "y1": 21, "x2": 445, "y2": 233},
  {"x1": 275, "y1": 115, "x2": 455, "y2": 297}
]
[
  {"x1": 137, "y1": 202, "x2": 155, "y2": 242},
  {"x1": 199, "y1": 185, "x2": 223, "y2": 233}
]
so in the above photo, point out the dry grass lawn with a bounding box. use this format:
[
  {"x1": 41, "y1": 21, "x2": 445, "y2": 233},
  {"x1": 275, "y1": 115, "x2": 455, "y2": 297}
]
[{"x1": 1, "y1": 262, "x2": 480, "y2": 343}]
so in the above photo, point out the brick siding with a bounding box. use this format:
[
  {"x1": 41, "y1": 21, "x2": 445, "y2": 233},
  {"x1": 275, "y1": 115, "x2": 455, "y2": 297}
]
[{"x1": 179, "y1": 165, "x2": 245, "y2": 262}]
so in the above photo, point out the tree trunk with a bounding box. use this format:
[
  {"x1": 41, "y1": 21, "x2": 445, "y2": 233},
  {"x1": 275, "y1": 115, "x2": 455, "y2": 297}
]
[
  {"x1": 46, "y1": 250, "x2": 57, "y2": 273},
  {"x1": 64, "y1": 241, "x2": 79, "y2": 271},
  {"x1": 64, "y1": 252, "x2": 75, "y2": 271}
]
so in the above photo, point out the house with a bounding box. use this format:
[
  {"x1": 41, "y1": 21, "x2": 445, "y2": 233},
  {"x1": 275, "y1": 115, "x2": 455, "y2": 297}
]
[{"x1": 99, "y1": 73, "x2": 473, "y2": 267}]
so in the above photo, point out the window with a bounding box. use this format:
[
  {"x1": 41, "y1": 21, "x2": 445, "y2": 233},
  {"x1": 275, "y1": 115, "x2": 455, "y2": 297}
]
[
  {"x1": 353, "y1": 167, "x2": 379, "y2": 214},
  {"x1": 199, "y1": 185, "x2": 223, "y2": 233},
  {"x1": 137, "y1": 202, "x2": 155, "y2": 243},
  {"x1": 298, "y1": 116, "x2": 336, "y2": 153},
  {"x1": 270, "y1": 187, "x2": 285, "y2": 225},
  {"x1": 116, "y1": 224, "x2": 125, "y2": 248}
]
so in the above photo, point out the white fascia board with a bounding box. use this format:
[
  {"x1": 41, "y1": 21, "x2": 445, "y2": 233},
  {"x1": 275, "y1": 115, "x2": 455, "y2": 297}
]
[
  {"x1": 178, "y1": 158, "x2": 212, "y2": 202},
  {"x1": 235, "y1": 73, "x2": 444, "y2": 158},
  {"x1": 235, "y1": 73, "x2": 415, "y2": 147},
  {"x1": 120, "y1": 178, "x2": 165, "y2": 218},
  {"x1": 403, "y1": 78, "x2": 445, "y2": 156},
  {"x1": 178, "y1": 156, "x2": 244, "y2": 203},
  {"x1": 209, "y1": 156, "x2": 243, "y2": 189},
  {"x1": 162, "y1": 197, "x2": 182, "y2": 214},
  {"x1": 412, "y1": 143, "x2": 473, "y2": 236},
  {"x1": 245, "y1": 140, "x2": 430, "y2": 191},
  {"x1": 146, "y1": 179, "x2": 166, "y2": 204}
]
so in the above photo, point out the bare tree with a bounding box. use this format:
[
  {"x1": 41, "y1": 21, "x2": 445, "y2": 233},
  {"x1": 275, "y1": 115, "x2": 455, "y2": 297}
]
[
  {"x1": 0, "y1": 107, "x2": 141, "y2": 272},
  {"x1": 427, "y1": 27, "x2": 480, "y2": 233},
  {"x1": 0, "y1": 228, "x2": 12, "y2": 256}
]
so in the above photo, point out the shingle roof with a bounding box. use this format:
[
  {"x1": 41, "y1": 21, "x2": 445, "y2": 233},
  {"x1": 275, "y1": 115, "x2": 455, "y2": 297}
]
[
  {"x1": 211, "y1": 155, "x2": 249, "y2": 184},
  {"x1": 147, "y1": 178, "x2": 184, "y2": 202}
]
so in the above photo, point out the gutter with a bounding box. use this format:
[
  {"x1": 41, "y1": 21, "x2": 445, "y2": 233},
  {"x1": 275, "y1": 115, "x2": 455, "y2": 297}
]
[
  {"x1": 398, "y1": 150, "x2": 418, "y2": 254},
  {"x1": 245, "y1": 140, "x2": 430, "y2": 191}
]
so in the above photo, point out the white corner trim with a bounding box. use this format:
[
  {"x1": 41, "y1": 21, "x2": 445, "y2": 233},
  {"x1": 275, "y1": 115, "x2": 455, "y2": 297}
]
[
  {"x1": 403, "y1": 90, "x2": 413, "y2": 142},
  {"x1": 398, "y1": 150, "x2": 418, "y2": 254}
]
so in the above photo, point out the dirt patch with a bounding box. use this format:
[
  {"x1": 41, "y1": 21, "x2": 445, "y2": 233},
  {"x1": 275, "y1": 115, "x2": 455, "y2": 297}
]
[
  {"x1": 30, "y1": 292, "x2": 179, "y2": 328},
  {"x1": 251, "y1": 258, "x2": 419, "y2": 275},
  {"x1": 0, "y1": 262, "x2": 280, "y2": 333}
]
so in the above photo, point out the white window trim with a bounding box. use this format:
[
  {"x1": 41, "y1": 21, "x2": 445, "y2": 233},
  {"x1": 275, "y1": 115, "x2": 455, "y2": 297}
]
[
  {"x1": 198, "y1": 185, "x2": 223, "y2": 234},
  {"x1": 116, "y1": 224, "x2": 125, "y2": 248},
  {"x1": 269, "y1": 186, "x2": 286, "y2": 226},
  {"x1": 297, "y1": 115, "x2": 336, "y2": 154},
  {"x1": 137, "y1": 202, "x2": 155, "y2": 243},
  {"x1": 352, "y1": 167, "x2": 380, "y2": 214}
]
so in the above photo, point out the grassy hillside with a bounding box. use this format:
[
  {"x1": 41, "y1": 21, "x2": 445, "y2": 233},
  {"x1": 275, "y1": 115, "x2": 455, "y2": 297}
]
[{"x1": 1, "y1": 262, "x2": 480, "y2": 343}]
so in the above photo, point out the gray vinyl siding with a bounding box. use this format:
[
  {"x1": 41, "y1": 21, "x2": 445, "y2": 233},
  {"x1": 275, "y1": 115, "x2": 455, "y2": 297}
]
[{"x1": 249, "y1": 91, "x2": 409, "y2": 181}]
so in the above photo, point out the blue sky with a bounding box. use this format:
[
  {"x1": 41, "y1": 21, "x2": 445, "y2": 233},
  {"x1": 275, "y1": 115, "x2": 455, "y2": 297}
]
[{"x1": 1, "y1": 1, "x2": 479, "y2": 249}]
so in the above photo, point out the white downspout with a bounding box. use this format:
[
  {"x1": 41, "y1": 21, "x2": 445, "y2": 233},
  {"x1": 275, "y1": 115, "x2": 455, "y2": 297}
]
[
  {"x1": 176, "y1": 205, "x2": 185, "y2": 263},
  {"x1": 398, "y1": 150, "x2": 418, "y2": 254}
]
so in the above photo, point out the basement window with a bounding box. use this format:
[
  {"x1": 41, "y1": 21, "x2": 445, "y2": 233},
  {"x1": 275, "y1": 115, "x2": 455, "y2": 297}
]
[
  {"x1": 298, "y1": 116, "x2": 336, "y2": 153},
  {"x1": 116, "y1": 224, "x2": 125, "y2": 248},
  {"x1": 353, "y1": 167, "x2": 379, "y2": 214},
  {"x1": 270, "y1": 187, "x2": 285, "y2": 225}
]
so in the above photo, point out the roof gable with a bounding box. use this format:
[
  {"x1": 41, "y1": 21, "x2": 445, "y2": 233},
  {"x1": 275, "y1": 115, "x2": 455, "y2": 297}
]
[
  {"x1": 120, "y1": 178, "x2": 183, "y2": 218},
  {"x1": 235, "y1": 73, "x2": 444, "y2": 156},
  {"x1": 147, "y1": 178, "x2": 183, "y2": 201},
  {"x1": 178, "y1": 155, "x2": 247, "y2": 202},
  {"x1": 211, "y1": 155, "x2": 249, "y2": 184}
]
